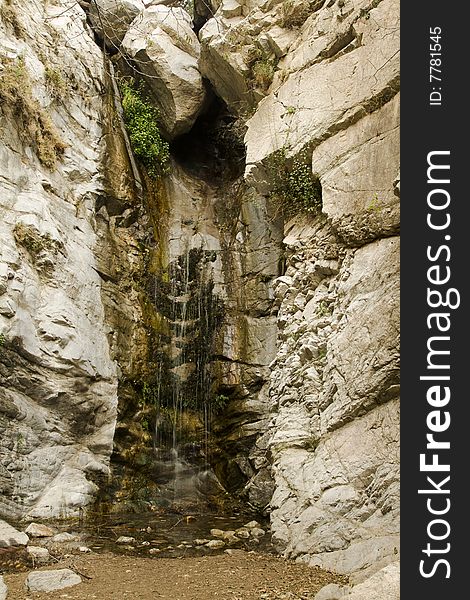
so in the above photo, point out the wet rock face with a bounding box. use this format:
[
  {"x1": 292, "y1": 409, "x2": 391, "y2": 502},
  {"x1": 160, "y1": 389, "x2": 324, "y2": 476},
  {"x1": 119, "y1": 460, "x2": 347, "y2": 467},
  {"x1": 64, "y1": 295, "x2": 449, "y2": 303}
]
[
  {"x1": 0, "y1": 0, "x2": 118, "y2": 519},
  {"x1": 196, "y1": 0, "x2": 400, "y2": 580}
]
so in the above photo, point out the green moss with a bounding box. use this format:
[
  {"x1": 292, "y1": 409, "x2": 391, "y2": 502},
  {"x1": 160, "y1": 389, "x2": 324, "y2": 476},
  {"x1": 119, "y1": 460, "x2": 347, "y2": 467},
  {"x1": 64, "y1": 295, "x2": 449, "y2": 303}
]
[{"x1": 119, "y1": 79, "x2": 170, "y2": 179}]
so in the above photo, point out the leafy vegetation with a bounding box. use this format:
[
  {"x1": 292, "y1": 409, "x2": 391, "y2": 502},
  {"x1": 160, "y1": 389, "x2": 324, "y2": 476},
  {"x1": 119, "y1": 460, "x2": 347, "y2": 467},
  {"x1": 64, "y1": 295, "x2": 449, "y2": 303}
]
[
  {"x1": 267, "y1": 147, "x2": 322, "y2": 218},
  {"x1": 280, "y1": 0, "x2": 313, "y2": 29},
  {"x1": 246, "y1": 47, "x2": 278, "y2": 92},
  {"x1": 120, "y1": 79, "x2": 170, "y2": 179},
  {"x1": 0, "y1": 57, "x2": 66, "y2": 168}
]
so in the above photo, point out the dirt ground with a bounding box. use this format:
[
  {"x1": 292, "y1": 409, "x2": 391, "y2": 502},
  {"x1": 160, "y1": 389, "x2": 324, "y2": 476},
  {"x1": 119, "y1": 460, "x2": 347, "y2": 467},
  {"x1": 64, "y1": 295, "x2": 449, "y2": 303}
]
[{"x1": 3, "y1": 551, "x2": 346, "y2": 600}]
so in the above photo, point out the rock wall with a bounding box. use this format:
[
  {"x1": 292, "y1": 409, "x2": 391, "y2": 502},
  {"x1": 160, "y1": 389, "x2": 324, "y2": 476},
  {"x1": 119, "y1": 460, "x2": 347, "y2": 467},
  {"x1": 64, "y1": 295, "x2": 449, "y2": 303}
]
[
  {"x1": 0, "y1": 0, "x2": 118, "y2": 518},
  {"x1": 197, "y1": 0, "x2": 400, "y2": 580},
  {"x1": 1, "y1": 0, "x2": 399, "y2": 583}
]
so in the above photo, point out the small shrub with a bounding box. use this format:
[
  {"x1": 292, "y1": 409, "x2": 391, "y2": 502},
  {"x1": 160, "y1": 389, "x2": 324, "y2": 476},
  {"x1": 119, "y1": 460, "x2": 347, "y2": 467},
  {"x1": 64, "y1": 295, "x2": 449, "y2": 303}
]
[
  {"x1": 119, "y1": 79, "x2": 170, "y2": 179},
  {"x1": 13, "y1": 222, "x2": 62, "y2": 272},
  {"x1": 0, "y1": 58, "x2": 65, "y2": 168},
  {"x1": 212, "y1": 394, "x2": 230, "y2": 414},
  {"x1": 246, "y1": 47, "x2": 278, "y2": 92},
  {"x1": 280, "y1": 0, "x2": 312, "y2": 29},
  {"x1": 45, "y1": 66, "x2": 66, "y2": 100},
  {"x1": 267, "y1": 147, "x2": 322, "y2": 218}
]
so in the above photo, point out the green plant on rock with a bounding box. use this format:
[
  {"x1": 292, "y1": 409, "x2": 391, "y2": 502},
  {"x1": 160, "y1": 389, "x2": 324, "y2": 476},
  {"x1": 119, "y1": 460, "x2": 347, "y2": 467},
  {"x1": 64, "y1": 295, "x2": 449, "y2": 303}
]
[
  {"x1": 246, "y1": 46, "x2": 278, "y2": 92},
  {"x1": 45, "y1": 66, "x2": 66, "y2": 100},
  {"x1": 211, "y1": 394, "x2": 230, "y2": 415},
  {"x1": 267, "y1": 147, "x2": 322, "y2": 218},
  {"x1": 119, "y1": 79, "x2": 170, "y2": 179},
  {"x1": 280, "y1": 0, "x2": 313, "y2": 29},
  {"x1": 13, "y1": 222, "x2": 62, "y2": 269},
  {"x1": 0, "y1": 57, "x2": 66, "y2": 168}
]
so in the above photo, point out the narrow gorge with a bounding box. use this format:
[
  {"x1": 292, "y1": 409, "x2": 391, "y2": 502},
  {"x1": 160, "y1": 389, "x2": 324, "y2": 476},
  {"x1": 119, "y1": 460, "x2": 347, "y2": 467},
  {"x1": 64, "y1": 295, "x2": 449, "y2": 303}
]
[{"x1": 0, "y1": 0, "x2": 399, "y2": 598}]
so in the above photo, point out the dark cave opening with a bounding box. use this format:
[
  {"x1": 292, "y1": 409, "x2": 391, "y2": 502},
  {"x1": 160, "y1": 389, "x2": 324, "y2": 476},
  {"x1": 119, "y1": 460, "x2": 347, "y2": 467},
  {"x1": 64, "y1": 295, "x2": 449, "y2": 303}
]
[{"x1": 171, "y1": 93, "x2": 247, "y2": 184}]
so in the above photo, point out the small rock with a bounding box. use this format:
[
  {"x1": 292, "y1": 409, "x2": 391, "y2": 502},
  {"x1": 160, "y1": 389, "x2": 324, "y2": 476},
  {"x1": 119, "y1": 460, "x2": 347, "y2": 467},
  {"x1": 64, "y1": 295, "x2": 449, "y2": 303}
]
[
  {"x1": 26, "y1": 546, "x2": 50, "y2": 564},
  {"x1": 0, "y1": 519, "x2": 29, "y2": 547},
  {"x1": 51, "y1": 532, "x2": 78, "y2": 543},
  {"x1": 224, "y1": 549, "x2": 246, "y2": 556},
  {"x1": 26, "y1": 569, "x2": 81, "y2": 592},
  {"x1": 242, "y1": 520, "x2": 260, "y2": 529},
  {"x1": 0, "y1": 576, "x2": 7, "y2": 600},
  {"x1": 250, "y1": 528, "x2": 265, "y2": 538},
  {"x1": 116, "y1": 536, "x2": 136, "y2": 544},
  {"x1": 25, "y1": 523, "x2": 55, "y2": 538},
  {"x1": 314, "y1": 583, "x2": 349, "y2": 600},
  {"x1": 206, "y1": 540, "x2": 225, "y2": 549},
  {"x1": 79, "y1": 546, "x2": 91, "y2": 553},
  {"x1": 235, "y1": 528, "x2": 250, "y2": 539},
  {"x1": 140, "y1": 541, "x2": 150, "y2": 546},
  {"x1": 149, "y1": 548, "x2": 161, "y2": 554},
  {"x1": 210, "y1": 528, "x2": 225, "y2": 539},
  {"x1": 193, "y1": 538, "x2": 210, "y2": 546}
]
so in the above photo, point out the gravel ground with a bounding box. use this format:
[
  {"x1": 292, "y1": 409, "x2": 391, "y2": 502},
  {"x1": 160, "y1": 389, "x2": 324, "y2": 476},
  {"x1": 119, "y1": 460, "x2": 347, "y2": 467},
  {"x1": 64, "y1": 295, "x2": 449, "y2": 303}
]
[{"x1": 3, "y1": 550, "x2": 347, "y2": 600}]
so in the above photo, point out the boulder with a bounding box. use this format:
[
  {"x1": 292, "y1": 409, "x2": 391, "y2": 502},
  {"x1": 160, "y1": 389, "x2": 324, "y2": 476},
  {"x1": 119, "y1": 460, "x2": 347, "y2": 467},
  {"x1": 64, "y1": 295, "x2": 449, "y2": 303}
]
[
  {"x1": 25, "y1": 523, "x2": 55, "y2": 538},
  {"x1": 346, "y1": 563, "x2": 399, "y2": 600},
  {"x1": 121, "y1": 6, "x2": 207, "y2": 139},
  {"x1": 0, "y1": 520, "x2": 29, "y2": 547},
  {"x1": 26, "y1": 569, "x2": 82, "y2": 592},
  {"x1": 88, "y1": 0, "x2": 145, "y2": 50},
  {"x1": 315, "y1": 584, "x2": 348, "y2": 600}
]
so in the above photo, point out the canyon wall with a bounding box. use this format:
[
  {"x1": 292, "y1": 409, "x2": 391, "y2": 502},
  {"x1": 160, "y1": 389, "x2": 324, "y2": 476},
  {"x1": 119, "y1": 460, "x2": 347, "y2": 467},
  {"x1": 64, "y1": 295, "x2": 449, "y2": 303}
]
[{"x1": 0, "y1": 0, "x2": 399, "y2": 582}]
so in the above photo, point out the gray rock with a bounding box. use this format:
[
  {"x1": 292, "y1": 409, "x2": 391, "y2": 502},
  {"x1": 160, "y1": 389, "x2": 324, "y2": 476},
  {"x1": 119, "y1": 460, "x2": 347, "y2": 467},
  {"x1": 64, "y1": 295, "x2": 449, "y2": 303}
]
[
  {"x1": 243, "y1": 520, "x2": 260, "y2": 530},
  {"x1": 51, "y1": 532, "x2": 79, "y2": 543},
  {"x1": 26, "y1": 545, "x2": 51, "y2": 564},
  {"x1": 315, "y1": 583, "x2": 349, "y2": 600},
  {"x1": 25, "y1": 523, "x2": 55, "y2": 538},
  {"x1": 210, "y1": 528, "x2": 225, "y2": 539},
  {"x1": 0, "y1": 520, "x2": 29, "y2": 547},
  {"x1": 116, "y1": 536, "x2": 136, "y2": 544},
  {"x1": 250, "y1": 527, "x2": 265, "y2": 538},
  {"x1": 206, "y1": 539, "x2": 225, "y2": 549},
  {"x1": 347, "y1": 563, "x2": 399, "y2": 600},
  {"x1": 89, "y1": 0, "x2": 145, "y2": 49},
  {"x1": 194, "y1": 538, "x2": 210, "y2": 546},
  {"x1": 235, "y1": 528, "x2": 250, "y2": 539},
  {"x1": 26, "y1": 569, "x2": 82, "y2": 592},
  {"x1": 0, "y1": 576, "x2": 7, "y2": 600},
  {"x1": 121, "y1": 6, "x2": 206, "y2": 139}
]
